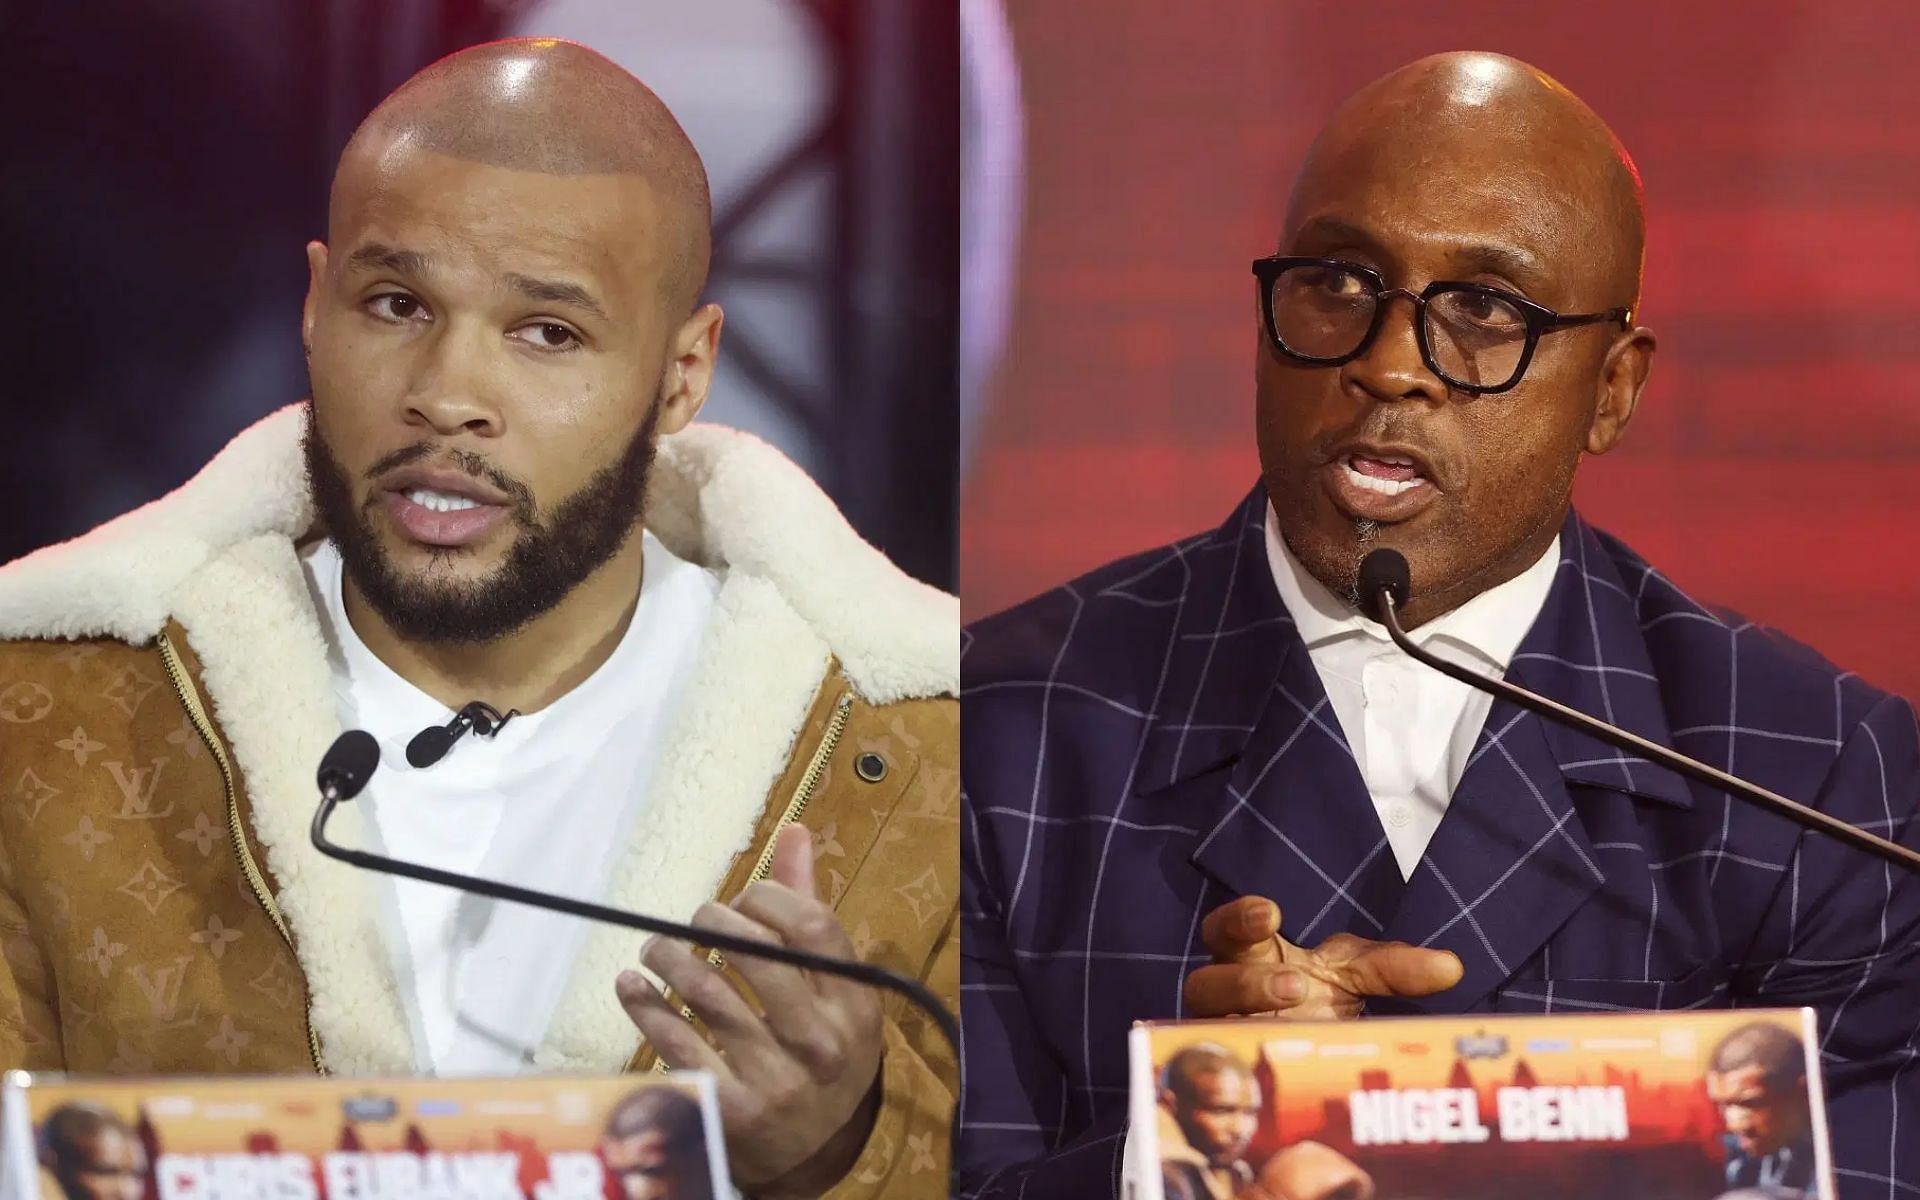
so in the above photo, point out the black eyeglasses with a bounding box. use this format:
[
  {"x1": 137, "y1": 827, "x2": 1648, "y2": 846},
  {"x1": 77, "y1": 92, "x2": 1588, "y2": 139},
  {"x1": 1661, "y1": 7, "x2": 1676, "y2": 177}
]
[{"x1": 1251, "y1": 256, "x2": 1632, "y2": 395}]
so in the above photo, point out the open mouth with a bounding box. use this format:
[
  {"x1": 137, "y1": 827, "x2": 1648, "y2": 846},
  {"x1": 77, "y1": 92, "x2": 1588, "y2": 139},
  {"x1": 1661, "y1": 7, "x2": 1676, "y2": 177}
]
[
  {"x1": 401, "y1": 486, "x2": 488, "y2": 513},
  {"x1": 376, "y1": 470, "x2": 514, "y2": 550},
  {"x1": 1322, "y1": 446, "x2": 1441, "y2": 523},
  {"x1": 1341, "y1": 452, "x2": 1427, "y2": 497}
]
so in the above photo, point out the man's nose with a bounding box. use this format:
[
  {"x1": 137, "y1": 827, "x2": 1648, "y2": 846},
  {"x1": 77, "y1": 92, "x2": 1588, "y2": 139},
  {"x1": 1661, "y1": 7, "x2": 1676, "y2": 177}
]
[
  {"x1": 1342, "y1": 290, "x2": 1446, "y2": 407},
  {"x1": 403, "y1": 321, "x2": 505, "y2": 438}
]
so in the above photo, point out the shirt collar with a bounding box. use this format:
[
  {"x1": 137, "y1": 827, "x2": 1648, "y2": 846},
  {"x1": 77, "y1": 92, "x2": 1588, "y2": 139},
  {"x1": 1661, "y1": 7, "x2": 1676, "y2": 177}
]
[{"x1": 1263, "y1": 501, "x2": 1560, "y2": 672}]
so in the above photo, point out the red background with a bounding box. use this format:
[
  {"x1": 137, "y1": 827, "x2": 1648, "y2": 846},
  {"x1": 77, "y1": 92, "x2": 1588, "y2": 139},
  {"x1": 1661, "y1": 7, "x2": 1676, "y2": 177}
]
[{"x1": 962, "y1": 2, "x2": 1920, "y2": 701}]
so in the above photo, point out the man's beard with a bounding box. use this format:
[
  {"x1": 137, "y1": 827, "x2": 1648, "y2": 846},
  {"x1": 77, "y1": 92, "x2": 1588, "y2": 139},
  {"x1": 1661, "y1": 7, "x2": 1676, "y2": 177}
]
[
  {"x1": 1342, "y1": 518, "x2": 1381, "y2": 610},
  {"x1": 302, "y1": 403, "x2": 660, "y2": 645}
]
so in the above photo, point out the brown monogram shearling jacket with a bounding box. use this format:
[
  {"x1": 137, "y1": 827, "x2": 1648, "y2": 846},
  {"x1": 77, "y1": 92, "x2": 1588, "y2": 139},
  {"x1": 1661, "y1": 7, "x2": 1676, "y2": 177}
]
[{"x1": 0, "y1": 408, "x2": 958, "y2": 1198}]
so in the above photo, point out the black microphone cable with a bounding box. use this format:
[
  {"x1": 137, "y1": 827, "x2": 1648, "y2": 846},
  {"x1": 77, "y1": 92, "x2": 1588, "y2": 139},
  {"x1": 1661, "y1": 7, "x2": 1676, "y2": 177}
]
[
  {"x1": 1357, "y1": 548, "x2": 1920, "y2": 874},
  {"x1": 314, "y1": 730, "x2": 964, "y2": 1189}
]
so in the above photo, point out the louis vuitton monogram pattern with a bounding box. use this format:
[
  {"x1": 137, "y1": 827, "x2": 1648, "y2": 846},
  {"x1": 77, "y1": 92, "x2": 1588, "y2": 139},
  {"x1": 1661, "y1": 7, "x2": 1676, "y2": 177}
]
[
  {"x1": 820, "y1": 695, "x2": 959, "y2": 1199},
  {"x1": 0, "y1": 631, "x2": 316, "y2": 1078},
  {"x1": 1, "y1": 637, "x2": 960, "y2": 1200}
]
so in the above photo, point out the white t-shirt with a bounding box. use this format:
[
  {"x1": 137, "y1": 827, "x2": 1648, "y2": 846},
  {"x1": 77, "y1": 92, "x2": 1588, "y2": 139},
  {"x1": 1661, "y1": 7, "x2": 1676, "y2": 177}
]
[
  {"x1": 1264, "y1": 504, "x2": 1559, "y2": 880},
  {"x1": 301, "y1": 532, "x2": 717, "y2": 1074}
]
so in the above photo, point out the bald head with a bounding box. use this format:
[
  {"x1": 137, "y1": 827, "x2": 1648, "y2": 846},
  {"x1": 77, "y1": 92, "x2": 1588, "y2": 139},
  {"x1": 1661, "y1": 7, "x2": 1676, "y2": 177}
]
[
  {"x1": 1288, "y1": 52, "x2": 1645, "y2": 308},
  {"x1": 1161, "y1": 1043, "x2": 1252, "y2": 1101},
  {"x1": 332, "y1": 38, "x2": 712, "y2": 310}
]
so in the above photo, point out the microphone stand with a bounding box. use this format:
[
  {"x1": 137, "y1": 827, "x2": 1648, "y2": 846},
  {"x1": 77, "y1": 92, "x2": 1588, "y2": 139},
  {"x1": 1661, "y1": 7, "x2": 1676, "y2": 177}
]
[
  {"x1": 310, "y1": 789, "x2": 964, "y2": 1188},
  {"x1": 1372, "y1": 588, "x2": 1920, "y2": 874}
]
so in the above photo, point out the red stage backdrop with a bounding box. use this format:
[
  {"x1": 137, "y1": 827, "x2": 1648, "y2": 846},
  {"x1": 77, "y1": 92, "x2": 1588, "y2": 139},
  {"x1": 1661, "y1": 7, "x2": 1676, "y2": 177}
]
[{"x1": 962, "y1": 1, "x2": 1920, "y2": 702}]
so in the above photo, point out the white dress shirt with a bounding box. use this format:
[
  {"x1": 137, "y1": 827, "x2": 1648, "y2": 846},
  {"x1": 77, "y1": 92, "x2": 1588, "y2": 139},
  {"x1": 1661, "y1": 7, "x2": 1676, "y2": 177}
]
[
  {"x1": 302, "y1": 532, "x2": 716, "y2": 1073},
  {"x1": 1263, "y1": 505, "x2": 1560, "y2": 879}
]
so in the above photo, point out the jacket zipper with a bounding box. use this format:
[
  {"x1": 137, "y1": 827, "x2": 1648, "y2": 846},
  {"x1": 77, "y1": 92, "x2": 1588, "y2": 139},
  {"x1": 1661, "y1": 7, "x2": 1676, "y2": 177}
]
[
  {"x1": 157, "y1": 630, "x2": 325, "y2": 1074},
  {"x1": 746, "y1": 690, "x2": 855, "y2": 889},
  {"x1": 698, "y1": 690, "x2": 855, "y2": 982}
]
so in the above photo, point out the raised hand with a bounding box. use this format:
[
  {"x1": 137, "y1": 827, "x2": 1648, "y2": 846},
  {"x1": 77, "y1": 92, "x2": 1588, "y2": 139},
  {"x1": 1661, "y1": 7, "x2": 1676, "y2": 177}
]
[{"x1": 616, "y1": 824, "x2": 885, "y2": 1196}]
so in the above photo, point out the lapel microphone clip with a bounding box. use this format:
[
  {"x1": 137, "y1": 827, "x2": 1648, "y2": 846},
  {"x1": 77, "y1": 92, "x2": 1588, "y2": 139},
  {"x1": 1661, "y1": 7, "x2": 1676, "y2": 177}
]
[{"x1": 405, "y1": 700, "x2": 520, "y2": 769}]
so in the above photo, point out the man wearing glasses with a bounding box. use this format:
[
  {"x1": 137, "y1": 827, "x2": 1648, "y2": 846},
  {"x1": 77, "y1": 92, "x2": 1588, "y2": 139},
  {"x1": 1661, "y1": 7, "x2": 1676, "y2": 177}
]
[{"x1": 958, "y1": 51, "x2": 1918, "y2": 1197}]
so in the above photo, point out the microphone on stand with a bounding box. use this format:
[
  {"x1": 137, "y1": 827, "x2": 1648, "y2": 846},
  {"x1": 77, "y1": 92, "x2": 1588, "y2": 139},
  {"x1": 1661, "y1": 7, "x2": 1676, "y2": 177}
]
[
  {"x1": 1356, "y1": 549, "x2": 1920, "y2": 874},
  {"x1": 312, "y1": 731, "x2": 963, "y2": 1185},
  {"x1": 406, "y1": 701, "x2": 519, "y2": 768}
]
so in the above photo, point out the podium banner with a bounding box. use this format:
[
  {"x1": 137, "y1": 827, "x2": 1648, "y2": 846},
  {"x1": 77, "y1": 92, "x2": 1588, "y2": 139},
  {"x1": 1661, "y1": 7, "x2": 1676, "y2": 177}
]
[
  {"x1": 1127, "y1": 1007, "x2": 1833, "y2": 1200},
  {"x1": 0, "y1": 1070, "x2": 729, "y2": 1200}
]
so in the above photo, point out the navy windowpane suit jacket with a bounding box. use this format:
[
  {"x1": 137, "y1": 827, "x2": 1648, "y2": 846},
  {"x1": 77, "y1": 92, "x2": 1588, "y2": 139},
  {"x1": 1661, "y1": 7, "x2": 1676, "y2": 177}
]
[{"x1": 959, "y1": 487, "x2": 1920, "y2": 1198}]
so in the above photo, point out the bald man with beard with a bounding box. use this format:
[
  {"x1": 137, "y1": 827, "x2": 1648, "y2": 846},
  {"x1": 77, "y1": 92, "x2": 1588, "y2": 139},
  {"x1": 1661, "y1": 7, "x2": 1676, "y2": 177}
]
[
  {"x1": 959, "y1": 52, "x2": 1918, "y2": 1197},
  {"x1": 0, "y1": 39, "x2": 957, "y2": 1199}
]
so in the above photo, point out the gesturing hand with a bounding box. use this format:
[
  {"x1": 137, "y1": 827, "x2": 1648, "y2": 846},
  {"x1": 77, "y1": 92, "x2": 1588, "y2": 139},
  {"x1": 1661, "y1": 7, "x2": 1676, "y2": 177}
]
[
  {"x1": 1183, "y1": 896, "x2": 1463, "y2": 1019},
  {"x1": 616, "y1": 825, "x2": 884, "y2": 1197}
]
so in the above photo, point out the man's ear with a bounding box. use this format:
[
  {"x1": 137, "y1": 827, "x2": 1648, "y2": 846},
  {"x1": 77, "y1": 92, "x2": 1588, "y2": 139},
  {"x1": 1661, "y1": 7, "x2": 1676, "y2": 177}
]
[
  {"x1": 302, "y1": 240, "x2": 330, "y2": 360},
  {"x1": 1587, "y1": 324, "x2": 1656, "y2": 455},
  {"x1": 654, "y1": 303, "x2": 725, "y2": 436}
]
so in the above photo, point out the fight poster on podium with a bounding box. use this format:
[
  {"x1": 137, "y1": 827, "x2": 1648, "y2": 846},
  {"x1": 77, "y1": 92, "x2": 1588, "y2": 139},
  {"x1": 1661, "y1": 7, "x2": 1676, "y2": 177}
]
[
  {"x1": 1126, "y1": 1008, "x2": 1834, "y2": 1200},
  {"x1": 0, "y1": 1070, "x2": 729, "y2": 1200}
]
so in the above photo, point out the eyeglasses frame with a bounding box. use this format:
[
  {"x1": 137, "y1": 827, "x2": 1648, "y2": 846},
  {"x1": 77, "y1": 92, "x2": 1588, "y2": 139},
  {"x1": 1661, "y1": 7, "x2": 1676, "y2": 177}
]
[{"x1": 1250, "y1": 254, "x2": 1633, "y2": 395}]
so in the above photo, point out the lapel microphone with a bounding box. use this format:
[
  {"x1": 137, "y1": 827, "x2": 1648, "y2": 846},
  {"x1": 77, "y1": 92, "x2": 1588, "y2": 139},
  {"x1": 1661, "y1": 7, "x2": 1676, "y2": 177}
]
[
  {"x1": 1358, "y1": 548, "x2": 1920, "y2": 874},
  {"x1": 405, "y1": 700, "x2": 520, "y2": 768}
]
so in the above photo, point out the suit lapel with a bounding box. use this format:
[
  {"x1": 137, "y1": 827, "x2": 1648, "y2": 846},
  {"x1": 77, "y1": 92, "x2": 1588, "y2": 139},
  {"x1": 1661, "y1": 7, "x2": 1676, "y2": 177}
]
[
  {"x1": 1381, "y1": 517, "x2": 1693, "y2": 1012},
  {"x1": 1191, "y1": 643, "x2": 1404, "y2": 942},
  {"x1": 1138, "y1": 490, "x2": 1403, "y2": 944},
  {"x1": 1379, "y1": 699, "x2": 1604, "y2": 1012}
]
